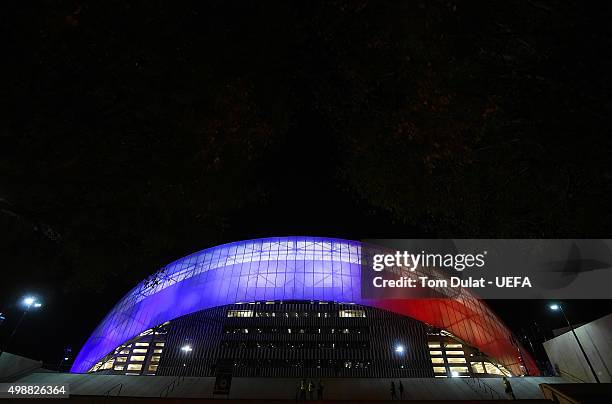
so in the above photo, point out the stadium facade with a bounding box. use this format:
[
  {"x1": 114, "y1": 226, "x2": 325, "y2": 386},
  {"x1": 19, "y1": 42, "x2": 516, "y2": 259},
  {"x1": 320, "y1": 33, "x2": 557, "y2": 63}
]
[{"x1": 72, "y1": 237, "x2": 538, "y2": 378}]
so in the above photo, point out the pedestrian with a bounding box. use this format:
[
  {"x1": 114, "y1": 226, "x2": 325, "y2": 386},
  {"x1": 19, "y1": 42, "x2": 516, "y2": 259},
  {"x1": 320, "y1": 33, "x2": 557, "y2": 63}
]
[
  {"x1": 308, "y1": 379, "x2": 314, "y2": 400},
  {"x1": 399, "y1": 380, "x2": 404, "y2": 399},
  {"x1": 502, "y1": 377, "x2": 516, "y2": 400},
  {"x1": 317, "y1": 379, "x2": 324, "y2": 400},
  {"x1": 390, "y1": 381, "x2": 397, "y2": 400},
  {"x1": 299, "y1": 378, "x2": 307, "y2": 400}
]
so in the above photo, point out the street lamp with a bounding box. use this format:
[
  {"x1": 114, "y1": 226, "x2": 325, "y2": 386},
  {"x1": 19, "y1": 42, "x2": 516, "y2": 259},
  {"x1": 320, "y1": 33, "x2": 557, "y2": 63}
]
[
  {"x1": 549, "y1": 302, "x2": 600, "y2": 383},
  {"x1": 394, "y1": 344, "x2": 405, "y2": 354},
  {"x1": 1, "y1": 296, "x2": 43, "y2": 354}
]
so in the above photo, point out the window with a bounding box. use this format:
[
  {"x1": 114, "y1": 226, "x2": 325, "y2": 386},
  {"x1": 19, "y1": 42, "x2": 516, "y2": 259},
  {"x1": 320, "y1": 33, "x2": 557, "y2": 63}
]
[
  {"x1": 114, "y1": 365, "x2": 125, "y2": 371},
  {"x1": 449, "y1": 366, "x2": 469, "y2": 373},
  {"x1": 135, "y1": 342, "x2": 150, "y2": 347},
  {"x1": 156, "y1": 342, "x2": 165, "y2": 347},
  {"x1": 447, "y1": 357, "x2": 466, "y2": 364},
  {"x1": 255, "y1": 312, "x2": 276, "y2": 317},
  {"x1": 428, "y1": 342, "x2": 441, "y2": 348},
  {"x1": 127, "y1": 364, "x2": 142, "y2": 371},
  {"x1": 470, "y1": 362, "x2": 485, "y2": 374},
  {"x1": 148, "y1": 364, "x2": 158, "y2": 371},
  {"x1": 153, "y1": 349, "x2": 163, "y2": 354},
  {"x1": 227, "y1": 310, "x2": 253, "y2": 318},
  {"x1": 132, "y1": 348, "x2": 148, "y2": 354},
  {"x1": 431, "y1": 357, "x2": 444, "y2": 364},
  {"x1": 433, "y1": 366, "x2": 446, "y2": 373},
  {"x1": 102, "y1": 359, "x2": 115, "y2": 370},
  {"x1": 484, "y1": 362, "x2": 508, "y2": 375},
  {"x1": 445, "y1": 343, "x2": 463, "y2": 349},
  {"x1": 429, "y1": 350, "x2": 443, "y2": 356},
  {"x1": 151, "y1": 355, "x2": 161, "y2": 362},
  {"x1": 130, "y1": 355, "x2": 146, "y2": 362},
  {"x1": 339, "y1": 309, "x2": 366, "y2": 318},
  {"x1": 116, "y1": 357, "x2": 127, "y2": 363},
  {"x1": 119, "y1": 349, "x2": 130, "y2": 354},
  {"x1": 445, "y1": 350, "x2": 465, "y2": 356}
]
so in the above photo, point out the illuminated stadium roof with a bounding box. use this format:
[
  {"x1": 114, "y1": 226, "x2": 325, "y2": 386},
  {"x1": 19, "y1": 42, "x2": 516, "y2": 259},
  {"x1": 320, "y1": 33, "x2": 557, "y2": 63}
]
[{"x1": 71, "y1": 237, "x2": 538, "y2": 375}]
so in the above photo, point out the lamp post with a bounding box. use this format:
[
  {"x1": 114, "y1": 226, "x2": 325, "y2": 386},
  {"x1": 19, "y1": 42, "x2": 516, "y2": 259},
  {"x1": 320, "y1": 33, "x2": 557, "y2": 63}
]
[
  {"x1": 549, "y1": 303, "x2": 600, "y2": 383},
  {"x1": 2, "y1": 296, "x2": 43, "y2": 354}
]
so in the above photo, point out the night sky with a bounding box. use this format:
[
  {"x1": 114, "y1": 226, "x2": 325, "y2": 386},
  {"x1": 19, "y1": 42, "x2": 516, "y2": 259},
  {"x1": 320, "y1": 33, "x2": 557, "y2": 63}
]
[{"x1": 2, "y1": 1, "x2": 612, "y2": 368}]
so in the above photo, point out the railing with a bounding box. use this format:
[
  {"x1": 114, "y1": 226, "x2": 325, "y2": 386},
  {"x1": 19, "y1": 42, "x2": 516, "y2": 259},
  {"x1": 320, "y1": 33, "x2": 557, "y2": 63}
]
[
  {"x1": 463, "y1": 377, "x2": 503, "y2": 400},
  {"x1": 104, "y1": 383, "x2": 123, "y2": 399},
  {"x1": 159, "y1": 375, "x2": 186, "y2": 398}
]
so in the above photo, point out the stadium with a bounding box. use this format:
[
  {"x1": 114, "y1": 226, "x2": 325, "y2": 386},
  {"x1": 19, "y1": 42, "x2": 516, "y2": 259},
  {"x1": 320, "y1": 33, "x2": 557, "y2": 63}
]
[{"x1": 71, "y1": 237, "x2": 538, "y2": 379}]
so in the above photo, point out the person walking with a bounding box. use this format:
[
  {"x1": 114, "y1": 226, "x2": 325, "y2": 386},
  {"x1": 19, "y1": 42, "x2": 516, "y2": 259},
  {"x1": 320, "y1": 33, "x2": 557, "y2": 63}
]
[
  {"x1": 398, "y1": 380, "x2": 404, "y2": 399},
  {"x1": 502, "y1": 377, "x2": 516, "y2": 400},
  {"x1": 317, "y1": 379, "x2": 324, "y2": 400},
  {"x1": 299, "y1": 378, "x2": 307, "y2": 400},
  {"x1": 308, "y1": 379, "x2": 314, "y2": 400},
  {"x1": 390, "y1": 381, "x2": 398, "y2": 400}
]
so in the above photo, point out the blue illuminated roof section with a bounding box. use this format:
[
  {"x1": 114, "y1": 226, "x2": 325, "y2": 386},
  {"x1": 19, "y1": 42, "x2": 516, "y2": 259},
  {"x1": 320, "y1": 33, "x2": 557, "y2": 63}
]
[
  {"x1": 71, "y1": 236, "x2": 539, "y2": 376},
  {"x1": 71, "y1": 237, "x2": 362, "y2": 373}
]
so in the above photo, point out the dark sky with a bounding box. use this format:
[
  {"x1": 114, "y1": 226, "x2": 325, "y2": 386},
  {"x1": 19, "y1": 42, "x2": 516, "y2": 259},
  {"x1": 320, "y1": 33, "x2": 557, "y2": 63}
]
[{"x1": 1, "y1": 1, "x2": 612, "y2": 367}]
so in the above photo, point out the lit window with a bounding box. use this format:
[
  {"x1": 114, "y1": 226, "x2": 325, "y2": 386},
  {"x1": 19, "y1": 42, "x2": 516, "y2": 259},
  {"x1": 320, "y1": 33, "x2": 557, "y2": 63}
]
[
  {"x1": 135, "y1": 342, "x2": 150, "y2": 347},
  {"x1": 431, "y1": 357, "x2": 444, "y2": 364},
  {"x1": 484, "y1": 362, "x2": 505, "y2": 375},
  {"x1": 116, "y1": 357, "x2": 127, "y2": 363},
  {"x1": 148, "y1": 364, "x2": 158, "y2": 371},
  {"x1": 156, "y1": 342, "x2": 165, "y2": 347},
  {"x1": 435, "y1": 375, "x2": 447, "y2": 378},
  {"x1": 119, "y1": 349, "x2": 130, "y2": 355},
  {"x1": 449, "y1": 366, "x2": 469, "y2": 373},
  {"x1": 132, "y1": 348, "x2": 148, "y2": 354},
  {"x1": 445, "y1": 350, "x2": 465, "y2": 356},
  {"x1": 227, "y1": 310, "x2": 253, "y2": 318},
  {"x1": 428, "y1": 342, "x2": 441, "y2": 348},
  {"x1": 130, "y1": 355, "x2": 146, "y2": 362},
  {"x1": 127, "y1": 364, "x2": 142, "y2": 371},
  {"x1": 102, "y1": 359, "x2": 115, "y2": 370},
  {"x1": 447, "y1": 357, "x2": 466, "y2": 364},
  {"x1": 445, "y1": 343, "x2": 463, "y2": 349},
  {"x1": 339, "y1": 309, "x2": 366, "y2": 318},
  {"x1": 429, "y1": 350, "x2": 443, "y2": 356},
  {"x1": 433, "y1": 366, "x2": 446, "y2": 373},
  {"x1": 470, "y1": 362, "x2": 485, "y2": 374},
  {"x1": 151, "y1": 355, "x2": 161, "y2": 362},
  {"x1": 114, "y1": 365, "x2": 124, "y2": 371},
  {"x1": 154, "y1": 349, "x2": 163, "y2": 354}
]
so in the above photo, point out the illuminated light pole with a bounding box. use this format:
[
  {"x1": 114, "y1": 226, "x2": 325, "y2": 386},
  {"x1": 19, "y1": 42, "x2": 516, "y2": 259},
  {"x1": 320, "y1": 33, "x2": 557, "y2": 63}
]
[
  {"x1": 549, "y1": 303, "x2": 600, "y2": 383},
  {"x1": 2, "y1": 296, "x2": 43, "y2": 354}
]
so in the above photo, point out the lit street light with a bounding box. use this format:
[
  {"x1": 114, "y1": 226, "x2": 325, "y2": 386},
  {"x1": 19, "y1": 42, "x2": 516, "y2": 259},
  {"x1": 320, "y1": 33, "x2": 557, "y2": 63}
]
[
  {"x1": 1, "y1": 296, "x2": 43, "y2": 354},
  {"x1": 549, "y1": 302, "x2": 600, "y2": 383}
]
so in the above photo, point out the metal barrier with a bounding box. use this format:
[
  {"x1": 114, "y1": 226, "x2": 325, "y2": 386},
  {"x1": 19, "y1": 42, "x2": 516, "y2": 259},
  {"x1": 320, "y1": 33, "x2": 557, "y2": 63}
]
[{"x1": 104, "y1": 382, "x2": 123, "y2": 399}]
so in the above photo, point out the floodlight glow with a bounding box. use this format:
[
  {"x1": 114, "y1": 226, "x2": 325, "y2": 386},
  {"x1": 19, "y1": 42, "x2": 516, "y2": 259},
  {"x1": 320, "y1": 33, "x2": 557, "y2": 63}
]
[
  {"x1": 395, "y1": 345, "x2": 405, "y2": 354},
  {"x1": 549, "y1": 304, "x2": 560, "y2": 311},
  {"x1": 23, "y1": 297, "x2": 35, "y2": 307},
  {"x1": 181, "y1": 345, "x2": 193, "y2": 353},
  {"x1": 34, "y1": 303, "x2": 42, "y2": 308}
]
